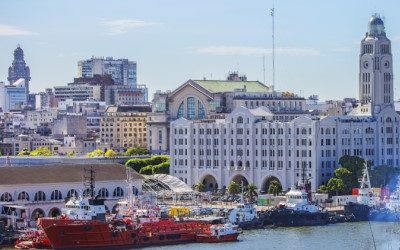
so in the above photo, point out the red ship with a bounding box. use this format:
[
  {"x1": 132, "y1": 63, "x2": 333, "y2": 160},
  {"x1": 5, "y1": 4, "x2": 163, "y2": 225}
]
[{"x1": 38, "y1": 217, "x2": 220, "y2": 249}]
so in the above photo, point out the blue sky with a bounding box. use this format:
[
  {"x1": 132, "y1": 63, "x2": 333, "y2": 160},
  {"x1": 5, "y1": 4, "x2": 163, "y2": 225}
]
[{"x1": 0, "y1": 0, "x2": 399, "y2": 101}]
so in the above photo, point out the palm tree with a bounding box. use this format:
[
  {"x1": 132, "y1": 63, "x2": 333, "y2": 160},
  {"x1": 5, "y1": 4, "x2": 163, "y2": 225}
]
[
  {"x1": 194, "y1": 182, "x2": 205, "y2": 192},
  {"x1": 227, "y1": 181, "x2": 240, "y2": 196},
  {"x1": 245, "y1": 183, "x2": 258, "y2": 202},
  {"x1": 268, "y1": 180, "x2": 282, "y2": 196}
]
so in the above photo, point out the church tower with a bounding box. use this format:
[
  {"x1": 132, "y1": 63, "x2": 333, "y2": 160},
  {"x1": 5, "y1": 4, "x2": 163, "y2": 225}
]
[
  {"x1": 359, "y1": 15, "x2": 393, "y2": 115},
  {"x1": 8, "y1": 45, "x2": 31, "y2": 94}
]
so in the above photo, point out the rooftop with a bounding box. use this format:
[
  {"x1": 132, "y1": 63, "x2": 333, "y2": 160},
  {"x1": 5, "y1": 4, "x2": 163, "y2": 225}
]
[
  {"x1": 106, "y1": 105, "x2": 152, "y2": 113},
  {"x1": 0, "y1": 163, "x2": 143, "y2": 185},
  {"x1": 193, "y1": 80, "x2": 269, "y2": 93}
]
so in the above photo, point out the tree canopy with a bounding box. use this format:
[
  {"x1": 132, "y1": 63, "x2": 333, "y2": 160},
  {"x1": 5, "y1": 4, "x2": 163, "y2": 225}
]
[
  {"x1": 126, "y1": 155, "x2": 170, "y2": 175},
  {"x1": 268, "y1": 180, "x2": 282, "y2": 196},
  {"x1": 245, "y1": 183, "x2": 258, "y2": 201},
  {"x1": 29, "y1": 147, "x2": 52, "y2": 156},
  {"x1": 228, "y1": 181, "x2": 240, "y2": 195},
  {"x1": 326, "y1": 178, "x2": 345, "y2": 196},
  {"x1": 125, "y1": 147, "x2": 149, "y2": 156},
  {"x1": 17, "y1": 148, "x2": 30, "y2": 156},
  {"x1": 86, "y1": 149, "x2": 105, "y2": 157},
  {"x1": 105, "y1": 149, "x2": 117, "y2": 158},
  {"x1": 194, "y1": 182, "x2": 205, "y2": 192}
]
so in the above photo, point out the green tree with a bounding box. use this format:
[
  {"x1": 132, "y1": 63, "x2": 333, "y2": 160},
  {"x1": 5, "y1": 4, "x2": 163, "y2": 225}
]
[
  {"x1": 318, "y1": 185, "x2": 328, "y2": 193},
  {"x1": 194, "y1": 182, "x2": 205, "y2": 192},
  {"x1": 139, "y1": 165, "x2": 153, "y2": 175},
  {"x1": 339, "y1": 155, "x2": 365, "y2": 189},
  {"x1": 18, "y1": 148, "x2": 30, "y2": 156},
  {"x1": 125, "y1": 158, "x2": 149, "y2": 172},
  {"x1": 86, "y1": 149, "x2": 105, "y2": 157},
  {"x1": 268, "y1": 180, "x2": 282, "y2": 196},
  {"x1": 125, "y1": 147, "x2": 149, "y2": 156},
  {"x1": 29, "y1": 147, "x2": 52, "y2": 156},
  {"x1": 67, "y1": 151, "x2": 76, "y2": 157},
  {"x1": 327, "y1": 178, "x2": 345, "y2": 196},
  {"x1": 244, "y1": 183, "x2": 258, "y2": 202},
  {"x1": 334, "y1": 167, "x2": 353, "y2": 194},
  {"x1": 105, "y1": 149, "x2": 117, "y2": 158},
  {"x1": 227, "y1": 181, "x2": 240, "y2": 195},
  {"x1": 152, "y1": 161, "x2": 170, "y2": 174}
]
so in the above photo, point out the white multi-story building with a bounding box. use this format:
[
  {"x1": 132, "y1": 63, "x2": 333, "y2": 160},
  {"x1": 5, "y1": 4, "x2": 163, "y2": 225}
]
[
  {"x1": 78, "y1": 57, "x2": 137, "y2": 87},
  {"x1": 54, "y1": 84, "x2": 101, "y2": 101},
  {"x1": 170, "y1": 15, "x2": 400, "y2": 192}
]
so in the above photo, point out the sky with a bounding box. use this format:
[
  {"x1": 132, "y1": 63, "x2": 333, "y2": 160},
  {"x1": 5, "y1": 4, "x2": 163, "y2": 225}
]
[{"x1": 0, "y1": 0, "x2": 400, "y2": 101}]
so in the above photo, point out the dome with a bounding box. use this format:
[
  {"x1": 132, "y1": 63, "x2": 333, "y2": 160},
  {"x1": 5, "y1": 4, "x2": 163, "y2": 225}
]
[
  {"x1": 369, "y1": 16, "x2": 384, "y2": 26},
  {"x1": 368, "y1": 15, "x2": 385, "y2": 37}
]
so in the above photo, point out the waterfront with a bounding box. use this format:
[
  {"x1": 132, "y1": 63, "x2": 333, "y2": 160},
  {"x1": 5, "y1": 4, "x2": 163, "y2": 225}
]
[{"x1": 145, "y1": 222, "x2": 400, "y2": 250}]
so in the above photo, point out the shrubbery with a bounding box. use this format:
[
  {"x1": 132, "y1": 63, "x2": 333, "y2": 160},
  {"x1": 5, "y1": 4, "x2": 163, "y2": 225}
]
[{"x1": 126, "y1": 155, "x2": 170, "y2": 175}]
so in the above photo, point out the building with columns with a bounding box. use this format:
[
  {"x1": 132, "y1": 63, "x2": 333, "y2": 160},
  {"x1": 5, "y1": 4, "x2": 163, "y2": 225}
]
[{"x1": 170, "y1": 15, "x2": 400, "y2": 192}]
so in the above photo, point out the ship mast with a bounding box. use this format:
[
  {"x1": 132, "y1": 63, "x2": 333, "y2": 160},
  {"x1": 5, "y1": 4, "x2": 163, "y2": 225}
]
[{"x1": 84, "y1": 167, "x2": 96, "y2": 198}]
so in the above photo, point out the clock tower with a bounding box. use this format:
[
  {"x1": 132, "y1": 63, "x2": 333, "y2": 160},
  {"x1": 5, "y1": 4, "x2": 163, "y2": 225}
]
[{"x1": 359, "y1": 15, "x2": 393, "y2": 115}]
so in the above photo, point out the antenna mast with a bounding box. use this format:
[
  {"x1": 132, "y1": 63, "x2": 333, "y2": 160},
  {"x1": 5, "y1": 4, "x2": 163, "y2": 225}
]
[
  {"x1": 84, "y1": 167, "x2": 96, "y2": 198},
  {"x1": 270, "y1": 5, "x2": 275, "y2": 91},
  {"x1": 262, "y1": 55, "x2": 266, "y2": 85}
]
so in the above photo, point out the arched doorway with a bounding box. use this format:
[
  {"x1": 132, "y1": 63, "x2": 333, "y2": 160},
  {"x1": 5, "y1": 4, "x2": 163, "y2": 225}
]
[
  {"x1": 48, "y1": 207, "x2": 61, "y2": 217},
  {"x1": 201, "y1": 175, "x2": 219, "y2": 192},
  {"x1": 31, "y1": 208, "x2": 45, "y2": 221},
  {"x1": 262, "y1": 176, "x2": 282, "y2": 195},
  {"x1": 231, "y1": 175, "x2": 249, "y2": 188}
]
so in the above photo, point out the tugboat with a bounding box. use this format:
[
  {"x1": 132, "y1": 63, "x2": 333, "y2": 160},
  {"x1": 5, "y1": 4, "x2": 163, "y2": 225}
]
[
  {"x1": 195, "y1": 223, "x2": 240, "y2": 243},
  {"x1": 227, "y1": 202, "x2": 263, "y2": 229},
  {"x1": 344, "y1": 163, "x2": 375, "y2": 221},
  {"x1": 264, "y1": 184, "x2": 329, "y2": 227}
]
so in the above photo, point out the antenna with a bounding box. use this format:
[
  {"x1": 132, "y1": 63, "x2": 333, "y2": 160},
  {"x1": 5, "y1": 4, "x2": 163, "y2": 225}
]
[
  {"x1": 83, "y1": 167, "x2": 96, "y2": 198},
  {"x1": 270, "y1": 4, "x2": 276, "y2": 91},
  {"x1": 262, "y1": 55, "x2": 266, "y2": 85}
]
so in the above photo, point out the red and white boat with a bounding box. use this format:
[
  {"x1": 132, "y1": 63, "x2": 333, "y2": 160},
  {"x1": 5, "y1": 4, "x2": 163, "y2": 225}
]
[{"x1": 196, "y1": 223, "x2": 240, "y2": 243}]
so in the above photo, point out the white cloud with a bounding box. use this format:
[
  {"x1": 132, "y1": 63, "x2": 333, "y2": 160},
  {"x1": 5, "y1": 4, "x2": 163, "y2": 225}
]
[
  {"x1": 0, "y1": 24, "x2": 35, "y2": 36},
  {"x1": 194, "y1": 46, "x2": 321, "y2": 56},
  {"x1": 102, "y1": 19, "x2": 156, "y2": 35}
]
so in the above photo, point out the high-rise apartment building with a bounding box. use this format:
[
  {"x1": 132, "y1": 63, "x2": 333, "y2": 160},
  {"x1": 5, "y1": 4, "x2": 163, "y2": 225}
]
[{"x1": 77, "y1": 57, "x2": 137, "y2": 87}]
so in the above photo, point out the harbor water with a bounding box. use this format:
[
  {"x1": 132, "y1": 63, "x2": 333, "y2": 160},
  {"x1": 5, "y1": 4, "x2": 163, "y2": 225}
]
[
  {"x1": 145, "y1": 222, "x2": 400, "y2": 250},
  {"x1": 2, "y1": 222, "x2": 399, "y2": 250}
]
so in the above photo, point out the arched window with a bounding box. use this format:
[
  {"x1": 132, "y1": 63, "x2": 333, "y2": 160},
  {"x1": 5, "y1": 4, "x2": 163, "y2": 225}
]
[
  {"x1": 187, "y1": 97, "x2": 195, "y2": 119},
  {"x1": 325, "y1": 128, "x2": 331, "y2": 135},
  {"x1": 83, "y1": 188, "x2": 93, "y2": 197},
  {"x1": 66, "y1": 189, "x2": 78, "y2": 198},
  {"x1": 0, "y1": 192, "x2": 13, "y2": 202},
  {"x1": 177, "y1": 102, "x2": 184, "y2": 118},
  {"x1": 51, "y1": 190, "x2": 62, "y2": 200},
  {"x1": 113, "y1": 187, "x2": 124, "y2": 197},
  {"x1": 230, "y1": 161, "x2": 234, "y2": 167},
  {"x1": 386, "y1": 117, "x2": 392, "y2": 123},
  {"x1": 198, "y1": 101, "x2": 205, "y2": 119},
  {"x1": 238, "y1": 161, "x2": 243, "y2": 167},
  {"x1": 246, "y1": 161, "x2": 250, "y2": 168},
  {"x1": 237, "y1": 116, "x2": 243, "y2": 123},
  {"x1": 34, "y1": 191, "x2": 46, "y2": 201},
  {"x1": 18, "y1": 192, "x2": 29, "y2": 201},
  {"x1": 98, "y1": 188, "x2": 109, "y2": 198}
]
